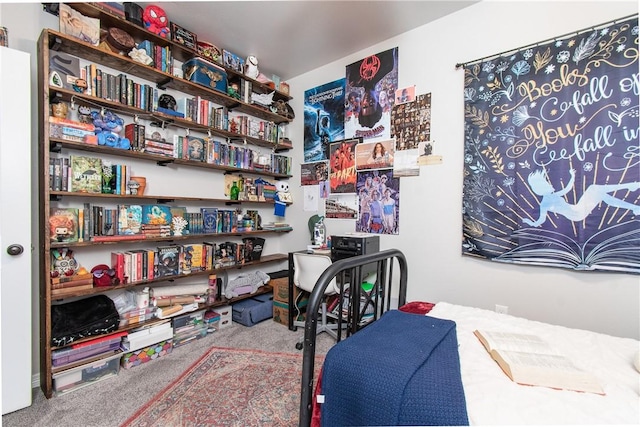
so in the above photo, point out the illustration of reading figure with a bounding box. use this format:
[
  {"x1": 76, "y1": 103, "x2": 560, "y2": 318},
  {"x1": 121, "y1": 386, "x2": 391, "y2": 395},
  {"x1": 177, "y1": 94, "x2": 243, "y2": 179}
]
[{"x1": 523, "y1": 169, "x2": 640, "y2": 227}]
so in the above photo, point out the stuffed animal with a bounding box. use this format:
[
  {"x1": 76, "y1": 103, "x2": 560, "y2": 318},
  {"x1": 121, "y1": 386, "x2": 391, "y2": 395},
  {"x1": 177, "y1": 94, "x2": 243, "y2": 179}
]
[
  {"x1": 275, "y1": 180, "x2": 292, "y2": 204},
  {"x1": 224, "y1": 271, "x2": 270, "y2": 299},
  {"x1": 91, "y1": 110, "x2": 131, "y2": 149},
  {"x1": 142, "y1": 5, "x2": 169, "y2": 38}
]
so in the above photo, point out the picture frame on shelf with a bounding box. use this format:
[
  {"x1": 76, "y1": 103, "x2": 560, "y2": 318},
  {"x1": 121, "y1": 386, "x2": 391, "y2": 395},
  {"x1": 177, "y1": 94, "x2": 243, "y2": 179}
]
[
  {"x1": 170, "y1": 22, "x2": 198, "y2": 50},
  {"x1": 223, "y1": 49, "x2": 245, "y2": 73}
]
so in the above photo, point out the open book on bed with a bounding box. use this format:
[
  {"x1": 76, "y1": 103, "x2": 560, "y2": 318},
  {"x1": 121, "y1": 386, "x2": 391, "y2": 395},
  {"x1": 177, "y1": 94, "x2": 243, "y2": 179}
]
[{"x1": 474, "y1": 330, "x2": 604, "y2": 395}]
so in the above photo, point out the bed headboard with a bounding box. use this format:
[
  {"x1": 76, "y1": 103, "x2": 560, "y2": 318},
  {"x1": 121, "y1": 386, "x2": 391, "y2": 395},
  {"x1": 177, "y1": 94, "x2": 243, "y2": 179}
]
[{"x1": 300, "y1": 248, "x2": 408, "y2": 426}]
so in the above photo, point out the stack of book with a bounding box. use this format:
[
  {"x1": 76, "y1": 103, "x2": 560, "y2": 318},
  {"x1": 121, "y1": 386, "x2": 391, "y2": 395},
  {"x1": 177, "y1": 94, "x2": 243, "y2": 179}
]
[{"x1": 51, "y1": 273, "x2": 93, "y2": 297}]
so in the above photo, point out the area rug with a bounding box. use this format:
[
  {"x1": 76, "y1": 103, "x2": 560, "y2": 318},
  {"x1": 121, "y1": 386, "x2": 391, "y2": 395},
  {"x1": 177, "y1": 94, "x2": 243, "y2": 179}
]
[{"x1": 121, "y1": 346, "x2": 324, "y2": 427}]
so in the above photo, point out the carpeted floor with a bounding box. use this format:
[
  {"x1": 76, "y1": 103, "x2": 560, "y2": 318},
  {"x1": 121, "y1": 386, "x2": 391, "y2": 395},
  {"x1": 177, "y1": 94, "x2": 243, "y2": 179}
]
[{"x1": 2, "y1": 319, "x2": 335, "y2": 427}]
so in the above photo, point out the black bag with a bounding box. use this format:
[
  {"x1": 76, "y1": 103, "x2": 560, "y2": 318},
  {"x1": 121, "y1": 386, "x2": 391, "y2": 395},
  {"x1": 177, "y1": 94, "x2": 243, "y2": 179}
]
[{"x1": 51, "y1": 295, "x2": 120, "y2": 347}]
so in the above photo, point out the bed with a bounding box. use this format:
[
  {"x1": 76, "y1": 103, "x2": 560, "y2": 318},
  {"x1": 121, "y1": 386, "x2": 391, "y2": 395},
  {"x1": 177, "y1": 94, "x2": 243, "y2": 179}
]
[{"x1": 299, "y1": 249, "x2": 640, "y2": 426}]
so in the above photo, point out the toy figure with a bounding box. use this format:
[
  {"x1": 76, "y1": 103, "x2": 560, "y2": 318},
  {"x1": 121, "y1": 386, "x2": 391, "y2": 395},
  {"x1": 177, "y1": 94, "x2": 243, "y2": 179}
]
[
  {"x1": 91, "y1": 110, "x2": 131, "y2": 149},
  {"x1": 244, "y1": 55, "x2": 259, "y2": 79},
  {"x1": 51, "y1": 101, "x2": 68, "y2": 119},
  {"x1": 275, "y1": 180, "x2": 292, "y2": 204},
  {"x1": 142, "y1": 5, "x2": 169, "y2": 38},
  {"x1": 51, "y1": 248, "x2": 79, "y2": 277},
  {"x1": 227, "y1": 82, "x2": 241, "y2": 99},
  {"x1": 91, "y1": 264, "x2": 119, "y2": 287}
]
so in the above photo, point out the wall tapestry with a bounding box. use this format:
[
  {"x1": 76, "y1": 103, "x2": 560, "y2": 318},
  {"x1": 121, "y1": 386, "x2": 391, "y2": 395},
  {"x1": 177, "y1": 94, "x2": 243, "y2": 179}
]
[
  {"x1": 462, "y1": 17, "x2": 639, "y2": 274},
  {"x1": 345, "y1": 47, "x2": 398, "y2": 141},
  {"x1": 303, "y1": 78, "x2": 345, "y2": 162}
]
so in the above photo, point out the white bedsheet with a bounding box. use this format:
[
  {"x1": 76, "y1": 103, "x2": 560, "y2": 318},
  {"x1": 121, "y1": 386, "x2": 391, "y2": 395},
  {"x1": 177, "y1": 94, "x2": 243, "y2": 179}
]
[{"x1": 427, "y1": 302, "x2": 640, "y2": 425}]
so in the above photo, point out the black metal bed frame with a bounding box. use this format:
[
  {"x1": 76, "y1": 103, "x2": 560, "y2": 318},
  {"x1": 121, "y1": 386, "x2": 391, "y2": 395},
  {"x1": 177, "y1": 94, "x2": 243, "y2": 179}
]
[{"x1": 298, "y1": 249, "x2": 408, "y2": 427}]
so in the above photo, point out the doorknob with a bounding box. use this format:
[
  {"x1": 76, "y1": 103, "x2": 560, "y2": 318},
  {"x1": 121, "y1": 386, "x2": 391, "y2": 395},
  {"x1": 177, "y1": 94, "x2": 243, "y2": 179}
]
[{"x1": 6, "y1": 244, "x2": 24, "y2": 256}]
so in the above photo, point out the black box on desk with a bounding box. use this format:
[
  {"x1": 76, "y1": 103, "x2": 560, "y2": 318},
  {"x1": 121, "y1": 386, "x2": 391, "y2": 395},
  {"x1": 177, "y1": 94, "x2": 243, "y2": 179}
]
[
  {"x1": 232, "y1": 293, "x2": 273, "y2": 326},
  {"x1": 331, "y1": 234, "x2": 380, "y2": 278}
]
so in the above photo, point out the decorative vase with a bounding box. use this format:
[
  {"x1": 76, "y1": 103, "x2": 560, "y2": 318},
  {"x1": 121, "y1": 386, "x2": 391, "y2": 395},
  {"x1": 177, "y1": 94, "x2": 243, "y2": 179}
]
[{"x1": 130, "y1": 176, "x2": 146, "y2": 195}]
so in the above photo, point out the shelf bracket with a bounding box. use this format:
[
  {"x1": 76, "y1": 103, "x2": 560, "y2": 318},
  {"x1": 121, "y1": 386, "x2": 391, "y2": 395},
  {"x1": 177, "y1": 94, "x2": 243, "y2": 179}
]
[
  {"x1": 156, "y1": 77, "x2": 173, "y2": 91},
  {"x1": 49, "y1": 194, "x2": 62, "y2": 202},
  {"x1": 225, "y1": 201, "x2": 240, "y2": 206},
  {"x1": 156, "y1": 198, "x2": 175, "y2": 204},
  {"x1": 156, "y1": 159, "x2": 175, "y2": 167},
  {"x1": 50, "y1": 141, "x2": 63, "y2": 153},
  {"x1": 227, "y1": 101, "x2": 241, "y2": 112},
  {"x1": 49, "y1": 36, "x2": 62, "y2": 51}
]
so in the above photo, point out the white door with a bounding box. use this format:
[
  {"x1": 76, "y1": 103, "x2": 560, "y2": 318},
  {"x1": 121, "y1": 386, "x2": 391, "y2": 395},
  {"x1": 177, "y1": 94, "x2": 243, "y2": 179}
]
[{"x1": 0, "y1": 46, "x2": 33, "y2": 414}]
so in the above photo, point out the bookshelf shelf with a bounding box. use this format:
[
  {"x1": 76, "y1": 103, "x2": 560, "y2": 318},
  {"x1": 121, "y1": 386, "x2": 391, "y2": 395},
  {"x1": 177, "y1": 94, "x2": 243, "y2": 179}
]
[{"x1": 37, "y1": 3, "x2": 294, "y2": 399}]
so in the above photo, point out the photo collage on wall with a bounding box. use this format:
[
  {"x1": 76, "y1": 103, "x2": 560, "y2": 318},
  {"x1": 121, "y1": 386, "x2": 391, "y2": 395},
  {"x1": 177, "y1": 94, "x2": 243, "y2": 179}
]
[{"x1": 301, "y1": 47, "x2": 433, "y2": 235}]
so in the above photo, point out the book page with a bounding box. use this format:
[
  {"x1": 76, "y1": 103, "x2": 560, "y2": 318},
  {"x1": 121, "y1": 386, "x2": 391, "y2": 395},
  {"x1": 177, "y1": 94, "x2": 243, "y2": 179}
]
[
  {"x1": 475, "y1": 330, "x2": 559, "y2": 355},
  {"x1": 495, "y1": 350, "x2": 604, "y2": 394}
]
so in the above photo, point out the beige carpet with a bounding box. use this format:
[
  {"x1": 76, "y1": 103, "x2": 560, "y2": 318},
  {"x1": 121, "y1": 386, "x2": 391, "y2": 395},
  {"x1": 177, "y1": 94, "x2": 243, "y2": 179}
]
[{"x1": 2, "y1": 319, "x2": 335, "y2": 427}]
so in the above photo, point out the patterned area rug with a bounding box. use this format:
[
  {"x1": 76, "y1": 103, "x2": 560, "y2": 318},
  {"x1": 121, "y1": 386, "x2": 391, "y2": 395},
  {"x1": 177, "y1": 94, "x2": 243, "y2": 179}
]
[{"x1": 121, "y1": 346, "x2": 323, "y2": 427}]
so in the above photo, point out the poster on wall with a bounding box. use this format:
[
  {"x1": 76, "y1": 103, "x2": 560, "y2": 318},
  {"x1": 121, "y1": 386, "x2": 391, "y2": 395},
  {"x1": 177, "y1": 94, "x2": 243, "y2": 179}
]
[
  {"x1": 345, "y1": 47, "x2": 398, "y2": 141},
  {"x1": 462, "y1": 17, "x2": 640, "y2": 274},
  {"x1": 303, "y1": 78, "x2": 346, "y2": 162},
  {"x1": 300, "y1": 161, "x2": 328, "y2": 186},
  {"x1": 329, "y1": 138, "x2": 358, "y2": 193},
  {"x1": 356, "y1": 169, "x2": 400, "y2": 235},
  {"x1": 355, "y1": 140, "x2": 395, "y2": 170},
  {"x1": 391, "y1": 92, "x2": 431, "y2": 151},
  {"x1": 326, "y1": 195, "x2": 358, "y2": 219}
]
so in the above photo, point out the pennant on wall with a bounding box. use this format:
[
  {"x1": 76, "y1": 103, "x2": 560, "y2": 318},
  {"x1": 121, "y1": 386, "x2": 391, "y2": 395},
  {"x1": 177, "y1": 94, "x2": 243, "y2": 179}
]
[{"x1": 462, "y1": 17, "x2": 640, "y2": 273}]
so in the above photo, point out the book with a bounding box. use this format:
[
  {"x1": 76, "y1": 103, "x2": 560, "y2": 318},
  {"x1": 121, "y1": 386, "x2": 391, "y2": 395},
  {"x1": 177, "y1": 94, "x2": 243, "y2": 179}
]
[
  {"x1": 49, "y1": 208, "x2": 79, "y2": 243},
  {"x1": 201, "y1": 207, "x2": 218, "y2": 233},
  {"x1": 156, "y1": 245, "x2": 180, "y2": 277},
  {"x1": 473, "y1": 330, "x2": 604, "y2": 394},
  {"x1": 142, "y1": 204, "x2": 172, "y2": 226},
  {"x1": 117, "y1": 204, "x2": 143, "y2": 235},
  {"x1": 70, "y1": 155, "x2": 102, "y2": 193}
]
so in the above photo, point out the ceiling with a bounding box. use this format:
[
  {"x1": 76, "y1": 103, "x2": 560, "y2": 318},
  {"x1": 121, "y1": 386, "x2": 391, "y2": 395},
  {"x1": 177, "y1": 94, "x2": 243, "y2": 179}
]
[{"x1": 136, "y1": 1, "x2": 478, "y2": 80}]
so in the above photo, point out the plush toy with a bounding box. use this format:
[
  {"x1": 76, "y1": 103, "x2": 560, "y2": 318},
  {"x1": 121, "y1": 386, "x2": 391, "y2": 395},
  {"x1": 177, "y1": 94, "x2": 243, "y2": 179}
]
[
  {"x1": 224, "y1": 271, "x2": 270, "y2": 299},
  {"x1": 91, "y1": 264, "x2": 119, "y2": 287},
  {"x1": 275, "y1": 180, "x2": 292, "y2": 204},
  {"x1": 142, "y1": 5, "x2": 169, "y2": 38},
  {"x1": 91, "y1": 110, "x2": 131, "y2": 149}
]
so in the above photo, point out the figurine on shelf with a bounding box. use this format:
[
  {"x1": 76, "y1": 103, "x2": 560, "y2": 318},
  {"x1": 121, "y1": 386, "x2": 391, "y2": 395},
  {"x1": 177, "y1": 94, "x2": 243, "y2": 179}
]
[
  {"x1": 51, "y1": 101, "x2": 68, "y2": 119},
  {"x1": 50, "y1": 248, "x2": 79, "y2": 278},
  {"x1": 275, "y1": 180, "x2": 292, "y2": 204},
  {"x1": 128, "y1": 179, "x2": 141, "y2": 195},
  {"x1": 244, "y1": 55, "x2": 259, "y2": 79},
  {"x1": 172, "y1": 216, "x2": 188, "y2": 236},
  {"x1": 142, "y1": 5, "x2": 169, "y2": 38},
  {"x1": 227, "y1": 81, "x2": 241, "y2": 100},
  {"x1": 128, "y1": 47, "x2": 153, "y2": 65}
]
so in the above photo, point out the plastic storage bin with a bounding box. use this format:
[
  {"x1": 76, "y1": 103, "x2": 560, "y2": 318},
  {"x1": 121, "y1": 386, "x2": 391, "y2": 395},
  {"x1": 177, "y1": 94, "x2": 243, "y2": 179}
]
[{"x1": 52, "y1": 352, "x2": 122, "y2": 395}]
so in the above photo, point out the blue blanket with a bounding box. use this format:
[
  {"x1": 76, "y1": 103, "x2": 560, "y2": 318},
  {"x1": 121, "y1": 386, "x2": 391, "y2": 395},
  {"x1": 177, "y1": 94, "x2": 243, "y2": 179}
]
[{"x1": 321, "y1": 310, "x2": 469, "y2": 426}]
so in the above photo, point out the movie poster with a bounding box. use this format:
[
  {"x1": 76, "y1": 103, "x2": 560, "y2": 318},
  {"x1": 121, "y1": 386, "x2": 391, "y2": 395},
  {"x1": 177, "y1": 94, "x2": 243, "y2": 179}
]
[
  {"x1": 345, "y1": 47, "x2": 398, "y2": 141},
  {"x1": 329, "y1": 138, "x2": 358, "y2": 194},
  {"x1": 356, "y1": 169, "x2": 400, "y2": 235},
  {"x1": 304, "y1": 78, "x2": 346, "y2": 162}
]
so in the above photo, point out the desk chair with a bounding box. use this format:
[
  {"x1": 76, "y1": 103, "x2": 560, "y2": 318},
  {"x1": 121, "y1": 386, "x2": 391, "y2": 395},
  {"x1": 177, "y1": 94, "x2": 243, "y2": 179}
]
[{"x1": 292, "y1": 252, "x2": 344, "y2": 350}]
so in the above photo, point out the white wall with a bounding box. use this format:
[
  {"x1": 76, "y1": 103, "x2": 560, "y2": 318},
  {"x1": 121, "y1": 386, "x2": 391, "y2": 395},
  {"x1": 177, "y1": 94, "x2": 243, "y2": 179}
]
[
  {"x1": 0, "y1": 1, "x2": 638, "y2": 386},
  {"x1": 283, "y1": 1, "x2": 640, "y2": 340}
]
